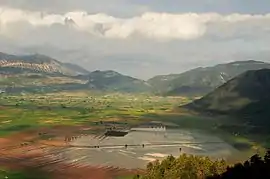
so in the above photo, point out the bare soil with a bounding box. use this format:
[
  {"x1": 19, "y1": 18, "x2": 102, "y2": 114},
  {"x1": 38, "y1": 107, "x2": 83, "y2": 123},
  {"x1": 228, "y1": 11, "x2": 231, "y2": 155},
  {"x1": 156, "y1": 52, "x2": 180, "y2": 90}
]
[{"x1": 0, "y1": 125, "x2": 142, "y2": 179}]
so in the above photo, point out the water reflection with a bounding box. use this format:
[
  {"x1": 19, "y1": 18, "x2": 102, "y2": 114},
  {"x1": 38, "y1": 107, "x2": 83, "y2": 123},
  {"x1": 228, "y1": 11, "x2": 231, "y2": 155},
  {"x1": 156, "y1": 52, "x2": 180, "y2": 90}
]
[{"x1": 62, "y1": 129, "x2": 237, "y2": 169}]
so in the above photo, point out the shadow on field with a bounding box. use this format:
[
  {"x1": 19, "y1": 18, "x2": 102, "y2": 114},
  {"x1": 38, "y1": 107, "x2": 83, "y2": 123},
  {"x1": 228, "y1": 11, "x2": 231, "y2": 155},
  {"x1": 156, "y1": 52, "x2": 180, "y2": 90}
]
[
  {"x1": 0, "y1": 103, "x2": 88, "y2": 112},
  {"x1": 139, "y1": 112, "x2": 217, "y2": 130},
  {"x1": 0, "y1": 166, "x2": 50, "y2": 179},
  {"x1": 0, "y1": 125, "x2": 34, "y2": 136},
  {"x1": 138, "y1": 112, "x2": 257, "y2": 151},
  {"x1": 0, "y1": 153, "x2": 54, "y2": 179},
  {"x1": 2, "y1": 125, "x2": 32, "y2": 132}
]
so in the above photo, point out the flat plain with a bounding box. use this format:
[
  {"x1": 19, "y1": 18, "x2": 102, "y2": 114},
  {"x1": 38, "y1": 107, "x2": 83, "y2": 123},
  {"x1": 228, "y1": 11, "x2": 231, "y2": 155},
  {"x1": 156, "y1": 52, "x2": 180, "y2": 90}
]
[{"x1": 0, "y1": 91, "x2": 265, "y2": 178}]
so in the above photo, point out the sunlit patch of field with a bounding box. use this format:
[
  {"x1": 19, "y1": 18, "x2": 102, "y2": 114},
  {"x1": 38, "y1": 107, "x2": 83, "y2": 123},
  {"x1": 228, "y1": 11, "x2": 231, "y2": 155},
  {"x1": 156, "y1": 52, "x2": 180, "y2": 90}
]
[
  {"x1": 46, "y1": 90, "x2": 92, "y2": 97},
  {"x1": 40, "y1": 120, "x2": 59, "y2": 124},
  {"x1": 1, "y1": 120, "x2": 12, "y2": 124}
]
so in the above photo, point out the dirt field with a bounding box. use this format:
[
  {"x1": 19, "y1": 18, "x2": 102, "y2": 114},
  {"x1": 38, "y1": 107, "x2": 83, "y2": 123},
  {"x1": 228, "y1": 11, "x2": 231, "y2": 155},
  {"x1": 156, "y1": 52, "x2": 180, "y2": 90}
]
[
  {"x1": 0, "y1": 121, "x2": 239, "y2": 179},
  {"x1": 0, "y1": 126, "x2": 142, "y2": 179}
]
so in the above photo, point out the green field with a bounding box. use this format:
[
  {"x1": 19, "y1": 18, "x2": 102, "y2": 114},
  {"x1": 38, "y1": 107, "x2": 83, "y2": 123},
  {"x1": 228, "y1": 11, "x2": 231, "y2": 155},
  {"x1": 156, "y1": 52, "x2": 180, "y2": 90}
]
[
  {"x1": 0, "y1": 168, "x2": 48, "y2": 179},
  {"x1": 0, "y1": 91, "x2": 191, "y2": 136},
  {"x1": 0, "y1": 90, "x2": 267, "y2": 157},
  {"x1": 1, "y1": 90, "x2": 269, "y2": 179}
]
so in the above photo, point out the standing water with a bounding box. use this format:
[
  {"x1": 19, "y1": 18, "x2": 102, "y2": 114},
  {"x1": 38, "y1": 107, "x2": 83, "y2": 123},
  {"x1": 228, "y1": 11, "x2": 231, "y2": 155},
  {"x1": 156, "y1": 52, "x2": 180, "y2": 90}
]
[{"x1": 60, "y1": 129, "x2": 238, "y2": 169}]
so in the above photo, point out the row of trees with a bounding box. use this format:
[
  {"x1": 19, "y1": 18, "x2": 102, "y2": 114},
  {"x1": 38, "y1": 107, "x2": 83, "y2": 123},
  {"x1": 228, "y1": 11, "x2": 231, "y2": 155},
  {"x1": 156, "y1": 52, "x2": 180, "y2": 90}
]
[{"x1": 135, "y1": 151, "x2": 270, "y2": 179}]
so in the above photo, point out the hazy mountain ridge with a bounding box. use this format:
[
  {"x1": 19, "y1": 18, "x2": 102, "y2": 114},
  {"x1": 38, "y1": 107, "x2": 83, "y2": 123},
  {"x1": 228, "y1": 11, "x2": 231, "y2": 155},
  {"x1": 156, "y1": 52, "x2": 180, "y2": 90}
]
[
  {"x1": 62, "y1": 63, "x2": 90, "y2": 75},
  {"x1": 0, "y1": 52, "x2": 89, "y2": 76},
  {"x1": 86, "y1": 70, "x2": 151, "y2": 93},
  {"x1": 148, "y1": 60, "x2": 270, "y2": 96},
  {"x1": 2, "y1": 51, "x2": 270, "y2": 95},
  {"x1": 0, "y1": 51, "x2": 151, "y2": 93}
]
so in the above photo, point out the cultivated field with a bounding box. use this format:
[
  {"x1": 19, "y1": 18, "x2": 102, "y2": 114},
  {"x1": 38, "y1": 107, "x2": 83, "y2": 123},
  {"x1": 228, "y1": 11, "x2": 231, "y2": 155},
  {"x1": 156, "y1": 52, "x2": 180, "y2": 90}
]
[
  {"x1": 0, "y1": 91, "x2": 194, "y2": 178},
  {"x1": 0, "y1": 91, "x2": 264, "y2": 178}
]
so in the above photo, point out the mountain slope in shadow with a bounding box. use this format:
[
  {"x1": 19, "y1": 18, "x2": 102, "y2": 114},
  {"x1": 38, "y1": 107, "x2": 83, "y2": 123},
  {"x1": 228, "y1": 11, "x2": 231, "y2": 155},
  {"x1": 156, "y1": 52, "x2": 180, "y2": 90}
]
[{"x1": 185, "y1": 69, "x2": 270, "y2": 126}]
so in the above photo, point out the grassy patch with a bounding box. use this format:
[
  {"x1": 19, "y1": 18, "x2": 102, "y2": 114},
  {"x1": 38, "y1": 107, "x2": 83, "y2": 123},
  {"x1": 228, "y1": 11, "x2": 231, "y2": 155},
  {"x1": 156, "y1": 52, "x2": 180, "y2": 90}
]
[{"x1": 0, "y1": 168, "x2": 49, "y2": 179}]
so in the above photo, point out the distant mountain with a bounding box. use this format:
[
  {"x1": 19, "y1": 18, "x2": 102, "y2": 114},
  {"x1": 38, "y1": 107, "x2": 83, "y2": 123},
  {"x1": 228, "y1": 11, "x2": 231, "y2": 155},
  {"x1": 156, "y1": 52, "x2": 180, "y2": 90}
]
[
  {"x1": 0, "y1": 52, "x2": 89, "y2": 76},
  {"x1": 148, "y1": 60, "x2": 270, "y2": 96},
  {"x1": 185, "y1": 69, "x2": 270, "y2": 126},
  {"x1": 62, "y1": 63, "x2": 90, "y2": 75},
  {"x1": 147, "y1": 74, "x2": 180, "y2": 94},
  {"x1": 0, "y1": 52, "x2": 152, "y2": 93},
  {"x1": 86, "y1": 70, "x2": 151, "y2": 93}
]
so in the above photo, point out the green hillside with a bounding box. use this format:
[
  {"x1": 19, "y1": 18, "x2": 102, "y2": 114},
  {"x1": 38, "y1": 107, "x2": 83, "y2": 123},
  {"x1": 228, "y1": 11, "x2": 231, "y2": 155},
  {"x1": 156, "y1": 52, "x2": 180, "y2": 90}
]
[
  {"x1": 86, "y1": 70, "x2": 152, "y2": 93},
  {"x1": 148, "y1": 60, "x2": 270, "y2": 96},
  {"x1": 185, "y1": 69, "x2": 270, "y2": 127}
]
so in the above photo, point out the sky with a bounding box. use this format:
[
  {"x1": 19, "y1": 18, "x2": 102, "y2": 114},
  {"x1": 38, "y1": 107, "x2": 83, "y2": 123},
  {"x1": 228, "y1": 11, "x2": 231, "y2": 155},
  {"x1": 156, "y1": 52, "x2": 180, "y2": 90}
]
[{"x1": 0, "y1": 0, "x2": 270, "y2": 79}]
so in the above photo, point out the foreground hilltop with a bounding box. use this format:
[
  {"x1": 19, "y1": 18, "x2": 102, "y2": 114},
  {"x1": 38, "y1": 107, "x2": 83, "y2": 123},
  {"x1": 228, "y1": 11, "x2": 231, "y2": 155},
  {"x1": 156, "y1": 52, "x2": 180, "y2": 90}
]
[
  {"x1": 185, "y1": 69, "x2": 270, "y2": 127},
  {"x1": 148, "y1": 60, "x2": 270, "y2": 96}
]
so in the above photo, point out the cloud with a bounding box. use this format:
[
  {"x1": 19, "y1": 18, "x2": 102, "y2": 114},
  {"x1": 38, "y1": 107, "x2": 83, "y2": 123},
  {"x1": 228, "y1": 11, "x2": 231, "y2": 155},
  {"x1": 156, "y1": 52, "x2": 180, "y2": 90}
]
[
  {"x1": 0, "y1": 0, "x2": 149, "y2": 16},
  {"x1": 2, "y1": 0, "x2": 270, "y2": 15},
  {"x1": 0, "y1": 6, "x2": 270, "y2": 78},
  {"x1": 1, "y1": 6, "x2": 270, "y2": 41},
  {"x1": 0, "y1": 7, "x2": 205, "y2": 40}
]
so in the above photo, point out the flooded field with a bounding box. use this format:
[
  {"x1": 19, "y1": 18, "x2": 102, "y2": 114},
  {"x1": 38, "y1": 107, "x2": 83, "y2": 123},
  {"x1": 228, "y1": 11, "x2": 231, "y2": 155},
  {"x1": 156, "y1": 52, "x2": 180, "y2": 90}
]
[{"x1": 59, "y1": 128, "x2": 238, "y2": 169}]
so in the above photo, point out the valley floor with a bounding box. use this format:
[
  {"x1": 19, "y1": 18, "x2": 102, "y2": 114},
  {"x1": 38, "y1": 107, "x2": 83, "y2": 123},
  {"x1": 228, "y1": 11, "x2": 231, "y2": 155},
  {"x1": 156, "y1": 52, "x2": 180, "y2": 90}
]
[{"x1": 0, "y1": 91, "x2": 267, "y2": 178}]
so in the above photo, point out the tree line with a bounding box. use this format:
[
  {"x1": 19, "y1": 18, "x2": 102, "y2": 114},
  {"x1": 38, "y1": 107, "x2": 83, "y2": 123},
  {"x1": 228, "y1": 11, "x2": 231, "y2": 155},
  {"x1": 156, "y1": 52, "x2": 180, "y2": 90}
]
[{"x1": 134, "y1": 151, "x2": 270, "y2": 179}]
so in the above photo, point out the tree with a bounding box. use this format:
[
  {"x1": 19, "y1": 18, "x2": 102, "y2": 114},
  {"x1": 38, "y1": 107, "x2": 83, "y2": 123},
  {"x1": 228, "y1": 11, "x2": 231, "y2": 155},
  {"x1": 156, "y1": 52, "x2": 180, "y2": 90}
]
[{"x1": 140, "y1": 154, "x2": 227, "y2": 179}]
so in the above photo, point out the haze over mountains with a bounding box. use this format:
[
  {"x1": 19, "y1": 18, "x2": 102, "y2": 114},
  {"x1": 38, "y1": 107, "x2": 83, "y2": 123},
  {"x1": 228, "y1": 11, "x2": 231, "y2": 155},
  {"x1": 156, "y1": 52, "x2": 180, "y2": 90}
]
[
  {"x1": 86, "y1": 70, "x2": 151, "y2": 93},
  {"x1": 0, "y1": 52, "x2": 150, "y2": 93},
  {"x1": 148, "y1": 60, "x2": 270, "y2": 96},
  {"x1": 1, "y1": 51, "x2": 270, "y2": 95},
  {"x1": 0, "y1": 52, "x2": 90, "y2": 76}
]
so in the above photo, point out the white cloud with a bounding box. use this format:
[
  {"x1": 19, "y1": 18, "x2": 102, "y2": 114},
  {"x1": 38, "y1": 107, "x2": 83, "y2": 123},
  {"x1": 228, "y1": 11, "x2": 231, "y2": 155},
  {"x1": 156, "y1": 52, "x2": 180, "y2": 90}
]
[
  {"x1": 1, "y1": 6, "x2": 270, "y2": 41},
  {"x1": 0, "y1": 6, "x2": 270, "y2": 78}
]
